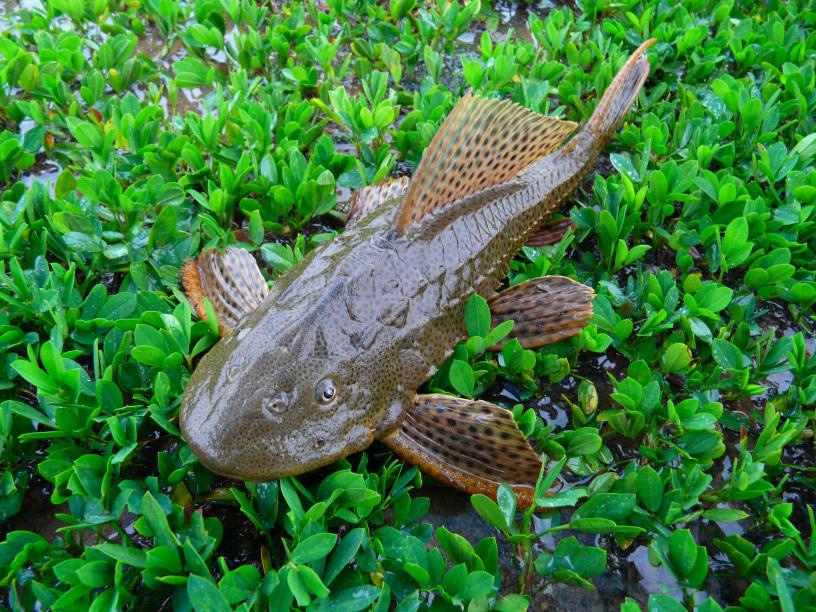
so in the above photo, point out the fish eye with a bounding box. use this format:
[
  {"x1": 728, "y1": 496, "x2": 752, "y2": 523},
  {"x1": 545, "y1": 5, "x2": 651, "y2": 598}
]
[{"x1": 316, "y1": 378, "x2": 337, "y2": 405}]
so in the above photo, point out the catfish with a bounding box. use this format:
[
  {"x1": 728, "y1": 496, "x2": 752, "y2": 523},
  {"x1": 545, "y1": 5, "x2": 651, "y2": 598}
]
[{"x1": 180, "y1": 40, "x2": 655, "y2": 507}]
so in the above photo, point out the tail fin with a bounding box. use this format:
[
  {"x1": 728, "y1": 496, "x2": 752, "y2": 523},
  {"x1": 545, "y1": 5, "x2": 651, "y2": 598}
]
[{"x1": 585, "y1": 39, "x2": 656, "y2": 139}]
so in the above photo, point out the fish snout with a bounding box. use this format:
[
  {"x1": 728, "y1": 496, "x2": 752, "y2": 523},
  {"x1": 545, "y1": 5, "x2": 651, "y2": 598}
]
[{"x1": 181, "y1": 391, "x2": 276, "y2": 481}]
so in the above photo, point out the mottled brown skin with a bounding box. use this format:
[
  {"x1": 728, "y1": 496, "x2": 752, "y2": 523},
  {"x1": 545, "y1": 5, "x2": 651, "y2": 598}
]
[
  {"x1": 182, "y1": 38, "x2": 656, "y2": 486},
  {"x1": 181, "y1": 130, "x2": 604, "y2": 481}
]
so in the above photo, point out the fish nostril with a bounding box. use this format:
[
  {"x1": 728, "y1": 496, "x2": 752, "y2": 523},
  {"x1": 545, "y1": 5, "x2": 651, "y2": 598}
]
[{"x1": 261, "y1": 393, "x2": 289, "y2": 418}]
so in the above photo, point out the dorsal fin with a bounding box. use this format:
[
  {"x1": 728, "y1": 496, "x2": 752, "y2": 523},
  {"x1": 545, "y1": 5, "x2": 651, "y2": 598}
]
[{"x1": 394, "y1": 93, "x2": 577, "y2": 234}]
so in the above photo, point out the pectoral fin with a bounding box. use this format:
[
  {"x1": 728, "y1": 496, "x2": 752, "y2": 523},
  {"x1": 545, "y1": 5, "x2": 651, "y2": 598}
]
[
  {"x1": 489, "y1": 276, "x2": 594, "y2": 349},
  {"x1": 181, "y1": 247, "x2": 269, "y2": 336},
  {"x1": 382, "y1": 394, "x2": 542, "y2": 507},
  {"x1": 347, "y1": 177, "x2": 409, "y2": 228},
  {"x1": 526, "y1": 217, "x2": 575, "y2": 247}
]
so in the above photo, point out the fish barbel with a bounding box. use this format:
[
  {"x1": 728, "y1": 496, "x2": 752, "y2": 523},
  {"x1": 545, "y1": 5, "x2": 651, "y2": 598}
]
[{"x1": 180, "y1": 40, "x2": 655, "y2": 507}]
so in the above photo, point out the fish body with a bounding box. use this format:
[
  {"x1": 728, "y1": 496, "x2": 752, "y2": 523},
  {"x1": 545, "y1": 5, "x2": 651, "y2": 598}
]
[{"x1": 181, "y1": 41, "x2": 655, "y2": 504}]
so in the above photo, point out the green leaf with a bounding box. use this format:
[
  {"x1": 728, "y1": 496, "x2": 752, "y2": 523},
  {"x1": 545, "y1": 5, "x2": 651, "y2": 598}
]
[
  {"x1": 249, "y1": 210, "x2": 264, "y2": 245},
  {"x1": 621, "y1": 597, "x2": 641, "y2": 612},
  {"x1": 636, "y1": 466, "x2": 663, "y2": 513},
  {"x1": 18, "y1": 63, "x2": 39, "y2": 91},
  {"x1": 290, "y1": 532, "x2": 337, "y2": 564},
  {"x1": 711, "y1": 338, "x2": 749, "y2": 370},
  {"x1": 323, "y1": 528, "x2": 364, "y2": 585},
  {"x1": 443, "y1": 563, "x2": 467, "y2": 596},
  {"x1": 318, "y1": 585, "x2": 380, "y2": 611},
  {"x1": 767, "y1": 558, "x2": 795, "y2": 612},
  {"x1": 566, "y1": 429, "x2": 602, "y2": 456},
  {"x1": 389, "y1": 0, "x2": 417, "y2": 19},
  {"x1": 610, "y1": 152, "x2": 640, "y2": 182},
  {"x1": 722, "y1": 218, "x2": 753, "y2": 267},
  {"x1": 96, "y1": 379, "x2": 123, "y2": 411},
  {"x1": 141, "y1": 492, "x2": 177, "y2": 549},
  {"x1": 535, "y1": 536, "x2": 607, "y2": 583},
  {"x1": 471, "y1": 494, "x2": 507, "y2": 531},
  {"x1": 667, "y1": 529, "x2": 697, "y2": 578},
  {"x1": 689, "y1": 317, "x2": 713, "y2": 342},
  {"x1": 458, "y1": 570, "x2": 495, "y2": 600},
  {"x1": 174, "y1": 57, "x2": 215, "y2": 87},
  {"x1": 702, "y1": 508, "x2": 749, "y2": 522},
  {"x1": 298, "y1": 564, "x2": 329, "y2": 598},
  {"x1": 574, "y1": 493, "x2": 636, "y2": 522},
  {"x1": 496, "y1": 484, "x2": 516, "y2": 529},
  {"x1": 464, "y1": 294, "x2": 491, "y2": 338},
  {"x1": 187, "y1": 574, "x2": 231, "y2": 612},
  {"x1": 95, "y1": 544, "x2": 147, "y2": 568},
  {"x1": 11, "y1": 360, "x2": 59, "y2": 396},
  {"x1": 219, "y1": 566, "x2": 261, "y2": 605},
  {"x1": 661, "y1": 343, "x2": 691, "y2": 373},
  {"x1": 132, "y1": 345, "x2": 166, "y2": 368},
  {"x1": 98, "y1": 293, "x2": 137, "y2": 320},
  {"x1": 569, "y1": 517, "x2": 618, "y2": 534},
  {"x1": 66, "y1": 117, "x2": 103, "y2": 150},
  {"x1": 685, "y1": 544, "x2": 709, "y2": 588},
  {"x1": 647, "y1": 594, "x2": 687, "y2": 612},
  {"x1": 75, "y1": 561, "x2": 113, "y2": 588},
  {"x1": 448, "y1": 359, "x2": 475, "y2": 397}
]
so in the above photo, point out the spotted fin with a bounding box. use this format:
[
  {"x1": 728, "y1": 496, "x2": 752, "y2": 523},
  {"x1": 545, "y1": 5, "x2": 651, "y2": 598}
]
[
  {"x1": 584, "y1": 39, "x2": 655, "y2": 142},
  {"x1": 489, "y1": 276, "x2": 594, "y2": 349},
  {"x1": 382, "y1": 394, "x2": 542, "y2": 508},
  {"x1": 526, "y1": 217, "x2": 576, "y2": 247},
  {"x1": 394, "y1": 93, "x2": 578, "y2": 234},
  {"x1": 181, "y1": 247, "x2": 269, "y2": 336},
  {"x1": 347, "y1": 177, "x2": 409, "y2": 228}
]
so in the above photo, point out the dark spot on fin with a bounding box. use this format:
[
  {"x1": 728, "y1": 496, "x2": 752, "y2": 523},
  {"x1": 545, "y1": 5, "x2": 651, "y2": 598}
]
[
  {"x1": 489, "y1": 275, "x2": 594, "y2": 349},
  {"x1": 526, "y1": 217, "x2": 576, "y2": 247},
  {"x1": 394, "y1": 93, "x2": 578, "y2": 235},
  {"x1": 181, "y1": 247, "x2": 269, "y2": 336},
  {"x1": 347, "y1": 177, "x2": 409, "y2": 228},
  {"x1": 382, "y1": 393, "x2": 543, "y2": 508}
]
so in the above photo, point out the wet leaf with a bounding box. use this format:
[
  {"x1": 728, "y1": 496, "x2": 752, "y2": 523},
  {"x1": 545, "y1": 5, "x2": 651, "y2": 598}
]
[{"x1": 187, "y1": 575, "x2": 231, "y2": 612}]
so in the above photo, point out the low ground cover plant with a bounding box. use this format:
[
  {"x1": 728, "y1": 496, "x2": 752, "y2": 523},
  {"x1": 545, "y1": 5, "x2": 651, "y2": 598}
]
[{"x1": 0, "y1": 0, "x2": 814, "y2": 610}]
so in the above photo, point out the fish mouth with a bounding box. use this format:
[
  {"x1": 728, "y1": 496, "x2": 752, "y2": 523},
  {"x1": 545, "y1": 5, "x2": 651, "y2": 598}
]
[
  {"x1": 182, "y1": 432, "x2": 328, "y2": 482},
  {"x1": 181, "y1": 403, "x2": 375, "y2": 483},
  {"x1": 180, "y1": 419, "x2": 289, "y2": 482},
  {"x1": 180, "y1": 397, "x2": 314, "y2": 482}
]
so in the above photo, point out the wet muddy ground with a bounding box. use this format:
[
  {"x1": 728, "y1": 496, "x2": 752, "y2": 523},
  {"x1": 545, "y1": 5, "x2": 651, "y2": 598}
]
[{"x1": 2, "y1": 1, "x2": 814, "y2": 609}]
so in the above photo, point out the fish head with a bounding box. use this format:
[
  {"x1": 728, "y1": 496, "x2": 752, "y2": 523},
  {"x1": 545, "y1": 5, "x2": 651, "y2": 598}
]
[{"x1": 181, "y1": 280, "x2": 403, "y2": 481}]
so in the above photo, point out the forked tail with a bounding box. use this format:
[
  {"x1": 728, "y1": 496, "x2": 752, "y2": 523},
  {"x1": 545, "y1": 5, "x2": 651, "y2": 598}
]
[{"x1": 585, "y1": 38, "x2": 656, "y2": 142}]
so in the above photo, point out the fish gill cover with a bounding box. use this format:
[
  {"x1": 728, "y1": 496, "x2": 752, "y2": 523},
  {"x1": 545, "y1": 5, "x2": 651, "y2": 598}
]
[{"x1": 0, "y1": 1, "x2": 815, "y2": 611}]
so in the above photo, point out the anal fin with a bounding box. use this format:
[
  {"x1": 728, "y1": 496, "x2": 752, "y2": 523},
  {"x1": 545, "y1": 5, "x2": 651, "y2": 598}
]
[
  {"x1": 382, "y1": 394, "x2": 542, "y2": 507},
  {"x1": 181, "y1": 247, "x2": 269, "y2": 336},
  {"x1": 489, "y1": 276, "x2": 594, "y2": 349}
]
